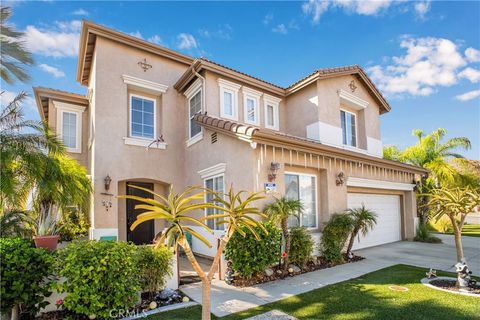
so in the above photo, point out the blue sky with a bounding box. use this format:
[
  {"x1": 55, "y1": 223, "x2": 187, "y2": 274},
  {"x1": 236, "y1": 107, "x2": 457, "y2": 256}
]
[{"x1": 2, "y1": 0, "x2": 479, "y2": 159}]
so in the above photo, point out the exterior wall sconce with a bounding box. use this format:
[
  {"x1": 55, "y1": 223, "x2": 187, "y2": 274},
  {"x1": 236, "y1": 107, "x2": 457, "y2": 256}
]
[
  {"x1": 336, "y1": 171, "x2": 346, "y2": 186},
  {"x1": 104, "y1": 174, "x2": 112, "y2": 191},
  {"x1": 268, "y1": 162, "x2": 281, "y2": 182}
]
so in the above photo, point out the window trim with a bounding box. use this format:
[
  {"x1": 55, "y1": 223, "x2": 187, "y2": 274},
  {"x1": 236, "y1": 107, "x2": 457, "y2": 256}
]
[
  {"x1": 54, "y1": 101, "x2": 85, "y2": 154},
  {"x1": 340, "y1": 109, "x2": 358, "y2": 148},
  {"x1": 218, "y1": 79, "x2": 240, "y2": 121},
  {"x1": 129, "y1": 93, "x2": 157, "y2": 140},
  {"x1": 263, "y1": 95, "x2": 280, "y2": 130},
  {"x1": 185, "y1": 79, "x2": 204, "y2": 143},
  {"x1": 284, "y1": 171, "x2": 318, "y2": 229},
  {"x1": 202, "y1": 171, "x2": 226, "y2": 230},
  {"x1": 243, "y1": 87, "x2": 261, "y2": 125}
]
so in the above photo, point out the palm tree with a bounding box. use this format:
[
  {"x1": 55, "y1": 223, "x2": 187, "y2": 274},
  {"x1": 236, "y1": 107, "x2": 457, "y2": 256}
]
[
  {"x1": 264, "y1": 197, "x2": 304, "y2": 273},
  {"x1": 345, "y1": 205, "x2": 377, "y2": 256},
  {"x1": 426, "y1": 187, "x2": 479, "y2": 263},
  {"x1": 1, "y1": 6, "x2": 34, "y2": 84},
  {"x1": 119, "y1": 186, "x2": 266, "y2": 320}
]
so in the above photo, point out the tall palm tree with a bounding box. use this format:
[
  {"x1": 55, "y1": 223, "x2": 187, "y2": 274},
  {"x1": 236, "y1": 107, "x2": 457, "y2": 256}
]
[
  {"x1": 345, "y1": 205, "x2": 377, "y2": 256},
  {"x1": 264, "y1": 197, "x2": 304, "y2": 273},
  {"x1": 119, "y1": 186, "x2": 266, "y2": 320},
  {"x1": 1, "y1": 7, "x2": 33, "y2": 84}
]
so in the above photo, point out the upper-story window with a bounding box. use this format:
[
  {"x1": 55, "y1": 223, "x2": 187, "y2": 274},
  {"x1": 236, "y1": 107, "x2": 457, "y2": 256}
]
[
  {"x1": 340, "y1": 110, "x2": 357, "y2": 147},
  {"x1": 130, "y1": 95, "x2": 156, "y2": 139},
  {"x1": 243, "y1": 87, "x2": 261, "y2": 125},
  {"x1": 264, "y1": 95, "x2": 280, "y2": 131},
  {"x1": 54, "y1": 101, "x2": 85, "y2": 154},
  {"x1": 219, "y1": 79, "x2": 240, "y2": 121},
  {"x1": 189, "y1": 90, "x2": 202, "y2": 138}
]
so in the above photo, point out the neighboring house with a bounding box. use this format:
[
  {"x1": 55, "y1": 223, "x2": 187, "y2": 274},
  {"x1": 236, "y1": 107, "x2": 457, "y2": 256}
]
[{"x1": 34, "y1": 21, "x2": 427, "y2": 255}]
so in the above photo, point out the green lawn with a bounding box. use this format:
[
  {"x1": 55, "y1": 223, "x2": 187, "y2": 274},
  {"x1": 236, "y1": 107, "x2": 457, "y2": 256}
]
[
  {"x1": 438, "y1": 224, "x2": 480, "y2": 238},
  {"x1": 151, "y1": 265, "x2": 480, "y2": 320}
]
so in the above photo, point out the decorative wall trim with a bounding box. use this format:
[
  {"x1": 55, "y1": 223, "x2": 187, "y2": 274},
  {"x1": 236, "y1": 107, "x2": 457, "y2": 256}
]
[
  {"x1": 186, "y1": 131, "x2": 203, "y2": 147},
  {"x1": 198, "y1": 163, "x2": 227, "y2": 179},
  {"x1": 218, "y1": 78, "x2": 240, "y2": 121},
  {"x1": 338, "y1": 89, "x2": 369, "y2": 110},
  {"x1": 122, "y1": 74, "x2": 168, "y2": 94},
  {"x1": 184, "y1": 78, "x2": 202, "y2": 98},
  {"x1": 347, "y1": 177, "x2": 415, "y2": 191},
  {"x1": 123, "y1": 137, "x2": 167, "y2": 149}
]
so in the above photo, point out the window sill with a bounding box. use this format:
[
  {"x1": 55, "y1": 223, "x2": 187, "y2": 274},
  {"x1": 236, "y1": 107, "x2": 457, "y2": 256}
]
[
  {"x1": 66, "y1": 147, "x2": 81, "y2": 154},
  {"x1": 123, "y1": 137, "x2": 167, "y2": 149},
  {"x1": 186, "y1": 132, "x2": 203, "y2": 147}
]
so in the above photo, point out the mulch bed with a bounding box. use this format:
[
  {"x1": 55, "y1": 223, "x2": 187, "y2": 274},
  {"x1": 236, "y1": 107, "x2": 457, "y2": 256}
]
[
  {"x1": 429, "y1": 279, "x2": 480, "y2": 295},
  {"x1": 36, "y1": 290, "x2": 187, "y2": 319},
  {"x1": 232, "y1": 254, "x2": 364, "y2": 287}
]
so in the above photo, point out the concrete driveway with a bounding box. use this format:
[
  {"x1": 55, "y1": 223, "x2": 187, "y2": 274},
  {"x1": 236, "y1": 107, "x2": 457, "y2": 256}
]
[
  {"x1": 356, "y1": 233, "x2": 480, "y2": 276},
  {"x1": 181, "y1": 234, "x2": 480, "y2": 317}
]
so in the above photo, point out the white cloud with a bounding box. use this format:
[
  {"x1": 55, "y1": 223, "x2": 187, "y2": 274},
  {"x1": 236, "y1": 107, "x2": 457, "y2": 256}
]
[
  {"x1": 72, "y1": 8, "x2": 89, "y2": 16},
  {"x1": 368, "y1": 36, "x2": 469, "y2": 97},
  {"x1": 23, "y1": 21, "x2": 81, "y2": 58},
  {"x1": 0, "y1": 91, "x2": 37, "y2": 111},
  {"x1": 128, "y1": 31, "x2": 143, "y2": 39},
  {"x1": 414, "y1": 1, "x2": 431, "y2": 19},
  {"x1": 148, "y1": 35, "x2": 162, "y2": 45},
  {"x1": 198, "y1": 25, "x2": 232, "y2": 40},
  {"x1": 458, "y1": 67, "x2": 480, "y2": 83},
  {"x1": 302, "y1": 0, "x2": 329, "y2": 24},
  {"x1": 335, "y1": 0, "x2": 394, "y2": 15},
  {"x1": 39, "y1": 63, "x2": 65, "y2": 78},
  {"x1": 177, "y1": 33, "x2": 197, "y2": 50},
  {"x1": 455, "y1": 89, "x2": 480, "y2": 102},
  {"x1": 465, "y1": 47, "x2": 480, "y2": 62},
  {"x1": 263, "y1": 13, "x2": 274, "y2": 25},
  {"x1": 272, "y1": 24, "x2": 288, "y2": 34}
]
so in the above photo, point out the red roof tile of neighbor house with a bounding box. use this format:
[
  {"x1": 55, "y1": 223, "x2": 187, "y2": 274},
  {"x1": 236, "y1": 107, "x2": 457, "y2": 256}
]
[{"x1": 194, "y1": 113, "x2": 428, "y2": 174}]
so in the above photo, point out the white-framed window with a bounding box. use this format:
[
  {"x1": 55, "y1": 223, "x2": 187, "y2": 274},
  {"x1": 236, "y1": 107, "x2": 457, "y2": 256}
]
[
  {"x1": 243, "y1": 87, "x2": 261, "y2": 125},
  {"x1": 184, "y1": 78, "x2": 203, "y2": 142},
  {"x1": 204, "y1": 174, "x2": 225, "y2": 230},
  {"x1": 218, "y1": 79, "x2": 240, "y2": 121},
  {"x1": 340, "y1": 109, "x2": 357, "y2": 147},
  {"x1": 129, "y1": 94, "x2": 156, "y2": 140},
  {"x1": 264, "y1": 95, "x2": 280, "y2": 130},
  {"x1": 284, "y1": 172, "x2": 317, "y2": 228},
  {"x1": 54, "y1": 101, "x2": 85, "y2": 154}
]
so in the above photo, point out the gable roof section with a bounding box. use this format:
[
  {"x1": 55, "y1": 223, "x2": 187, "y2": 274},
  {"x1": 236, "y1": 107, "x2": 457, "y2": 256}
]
[
  {"x1": 76, "y1": 21, "x2": 194, "y2": 85},
  {"x1": 33, "y1": 87, "x2": 88, "y2": 121},
  {"x1": 194, "y1": 113, "x2": 427, "y2": 174}
]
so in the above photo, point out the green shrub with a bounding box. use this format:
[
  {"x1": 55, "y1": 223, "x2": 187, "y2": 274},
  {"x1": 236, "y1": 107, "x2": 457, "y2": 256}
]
[
  {"x1": 137, "y1": 245, "x2": 173, "y2": 298},
  {"x1": 56, "y1": 240, "x2": 140, "y2": 319},
  {"x1": 0, "y1": 238, "x2": 53, "y2": 317},
  {"x1": 320, "y1": 213, "x2": 353, "y2": 263},
  {"x1": 58, "y1": 208, "x2": 90, "y2": 242},
  {"x1": 289, "y1": 227, "x2": 314, "y2": 266},
  {"x1": 414, "y1": 224, "x2": 442, "y2": 243},
  {"x1": 225, "y1": 221, "x2": 282, "y2": 278}
]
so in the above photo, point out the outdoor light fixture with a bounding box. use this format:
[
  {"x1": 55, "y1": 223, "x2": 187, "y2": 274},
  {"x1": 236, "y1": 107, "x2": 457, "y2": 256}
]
[
  {"x1": 268, "y1": 162, "x2": 281, "y2": 181},
  {"x1": 336, "y1": 171, "x2": 346, "y2": 186},
  {"x1": 104, "y1": 174, "x2": 112, "y2": 191}
]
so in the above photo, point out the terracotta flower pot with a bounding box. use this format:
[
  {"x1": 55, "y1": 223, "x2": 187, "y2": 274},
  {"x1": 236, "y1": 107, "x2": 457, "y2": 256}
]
[{"x1": 33, "y1": 235, "x2": 60, "y2": 251}]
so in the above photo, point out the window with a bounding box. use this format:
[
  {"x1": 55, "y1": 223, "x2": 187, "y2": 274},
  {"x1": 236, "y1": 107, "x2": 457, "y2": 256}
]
[
  {"x1": 130, "y1": 95, "x2": 155, "y2": 139},
  {"x1": 55, "y1": 101, "x2": 85, "y2": 154},
  {"x1": 264, "y1": 95, "x2": 280, "y2": 130},
  {"x1": 219, "y1": 79, "x2": 240, "y2": 120},
  {"x1": 285, "y1": 173, "x2": 317, "y2": 228},
  {"x1": 189, "y1": 90, "x2": 202, "y2": 138},
  {"x1": 340, "y1": 110, "x2": 357, "y2": 147},
  {"x1": 205, "y1": 175, "x2": 224, "y2": 230}
]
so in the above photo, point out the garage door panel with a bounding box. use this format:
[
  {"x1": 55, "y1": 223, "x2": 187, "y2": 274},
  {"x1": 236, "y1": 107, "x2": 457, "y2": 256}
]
[{"x1": 347, "y1": 193, "x2": 401, "y2": 250}]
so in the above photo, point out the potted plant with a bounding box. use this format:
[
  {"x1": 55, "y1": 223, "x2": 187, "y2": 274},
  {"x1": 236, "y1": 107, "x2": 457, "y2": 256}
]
[{"x1": 33, "y1": 206, "x2": 60, "y2": 251}]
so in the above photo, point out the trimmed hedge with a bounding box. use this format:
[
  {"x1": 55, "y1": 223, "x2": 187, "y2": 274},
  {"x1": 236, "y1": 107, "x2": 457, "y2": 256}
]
[
  {"x1": 136, "y1": 245, "x2": 173, "y2": 297},
  {"x1": 289, "y1": 227, "x2": 314, "y2": 266},
  {"x1": 225, "y1": 222, "x2": 282, "y2": 278}
]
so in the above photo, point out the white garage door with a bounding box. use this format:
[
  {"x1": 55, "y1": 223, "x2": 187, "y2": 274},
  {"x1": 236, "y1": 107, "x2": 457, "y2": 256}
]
[{"x1": 347, "y1": 193, "x2": 401, "y2": 250}]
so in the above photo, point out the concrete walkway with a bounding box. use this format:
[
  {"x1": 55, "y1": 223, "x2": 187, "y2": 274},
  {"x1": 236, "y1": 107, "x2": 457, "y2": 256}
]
[{"x1": 180, "y1": 234, "x2": 480, "y2": 317}]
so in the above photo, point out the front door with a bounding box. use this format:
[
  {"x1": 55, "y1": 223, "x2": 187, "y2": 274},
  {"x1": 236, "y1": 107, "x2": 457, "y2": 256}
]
[{"x1": 126, "y1": 182, "x2": 155, "y2": 245}]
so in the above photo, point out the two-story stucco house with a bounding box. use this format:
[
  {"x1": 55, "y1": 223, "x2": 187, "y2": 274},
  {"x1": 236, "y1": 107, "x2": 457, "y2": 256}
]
[{"x1": 34, "y1": 21, "x2": 427, "y2": 256}]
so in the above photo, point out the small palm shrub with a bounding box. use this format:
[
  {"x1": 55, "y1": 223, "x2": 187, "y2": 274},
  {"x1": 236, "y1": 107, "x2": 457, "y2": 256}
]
[
  {"x1": 225, "y1": 222, "x2": 282, "y2": 278},
  {"x1": 289, "y1": 227, "x2": 314, "y2": 267},
  {"x1": 58, "y1": 208, "x2": 90, "y2": 241},
  {"x1": 345, "y1": 205, "x2": 377, "y2": 256},
  {"x1": 136, "y1": 245, "x2": 173, "y2": 299},
  {"x1": 414, "y1": 224, "x2": 442, "y2": 243},
  {"x1": 320, "y1": 213, "x2": 353, "y2": 263},
  {"x1": 429, "y1": 216, "x2": 452, "y2": 233},
  {"x1": 0, "y1": 238, "x2": 53, "y2": 318},
  {"x1": 56, "y1": 240, "x2": 141, "y2": 319}
]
